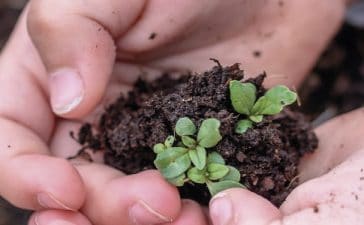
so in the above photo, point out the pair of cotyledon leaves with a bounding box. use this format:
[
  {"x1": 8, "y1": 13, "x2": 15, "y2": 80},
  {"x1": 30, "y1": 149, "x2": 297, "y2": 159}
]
[{"x1": 230, "y1": 81, "x2": 297, "y2": 133}]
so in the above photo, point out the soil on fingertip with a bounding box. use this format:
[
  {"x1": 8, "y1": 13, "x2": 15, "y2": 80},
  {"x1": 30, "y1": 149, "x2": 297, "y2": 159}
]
[{"x1": 76, "y1": 63, "x2": 318, "y2": 206}]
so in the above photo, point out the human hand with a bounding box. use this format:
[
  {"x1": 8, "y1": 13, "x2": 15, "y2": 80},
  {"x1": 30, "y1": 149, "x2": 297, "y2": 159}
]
[
  {"x1": 208, "y1": 108, "x2": 364, "y2": 225},
  {"x1": 0, "y1": 0, "x2": 348, "y2": 224},
  {"x1": 0, "y1": 4, "x2": 202, "y2": 225}
]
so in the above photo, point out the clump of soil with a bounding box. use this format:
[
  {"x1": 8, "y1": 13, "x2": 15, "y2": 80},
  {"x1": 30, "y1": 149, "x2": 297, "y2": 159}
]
[{"x1": 77, "y1": 63, "x2": 318, "y2": 206}]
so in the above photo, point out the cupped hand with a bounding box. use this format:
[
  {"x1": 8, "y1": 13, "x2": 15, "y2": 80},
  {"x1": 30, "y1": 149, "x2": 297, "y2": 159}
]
[
  {"x1": 209, "y1": 108, "x2": 364, "y2": 225},
  {"x1": 0, "y1": 0, "x2": 348, "y2": 225}
]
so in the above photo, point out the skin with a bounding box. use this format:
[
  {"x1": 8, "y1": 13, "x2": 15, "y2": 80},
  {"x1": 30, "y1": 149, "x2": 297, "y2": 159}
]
[
  {"x1": 0, "y1": 0, "x2": 362, "y2": 224},
  {"x1": 209, "y1": 108, "x2": 364, "y2": 225}
]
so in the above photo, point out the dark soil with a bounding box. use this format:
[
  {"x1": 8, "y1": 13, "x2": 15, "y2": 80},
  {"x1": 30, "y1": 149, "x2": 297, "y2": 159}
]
[{"x1": 77, "y1": 63, "x2": 318, "y2": 206}]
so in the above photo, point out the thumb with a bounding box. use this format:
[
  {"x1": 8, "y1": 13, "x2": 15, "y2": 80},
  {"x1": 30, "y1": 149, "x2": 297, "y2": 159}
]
[
  {"x1": 26, "y1": 1, "x2": 145, "y2": 118},
  {"x1": 209, "y1": 188, "x2": 281, "y2": 225}
]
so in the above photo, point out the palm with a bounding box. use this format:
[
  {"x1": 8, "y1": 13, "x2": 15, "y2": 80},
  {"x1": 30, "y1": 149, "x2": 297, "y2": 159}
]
[
  {"x1": 250, "y1": 109, "x2": 364, "y2": 224},
  {"x1": 287, "y1": 109, "x2": 364, "y2": 217},
  {"x1": 110, "y1": 0, "x2": 342, "y2": 87}
]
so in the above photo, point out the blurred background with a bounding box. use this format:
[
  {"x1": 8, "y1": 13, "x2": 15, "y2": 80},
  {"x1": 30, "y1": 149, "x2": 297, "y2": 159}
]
[
  {"x1": 0, "y1": 0, "x2": 24, "y2": 47},
  {"x1": 0, "y1": 0, "x2": 363, "y2": 224}
]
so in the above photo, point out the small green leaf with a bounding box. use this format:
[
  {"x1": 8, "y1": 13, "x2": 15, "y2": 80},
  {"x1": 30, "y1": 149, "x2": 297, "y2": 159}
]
[
  {"x1": 154, "y1": 147, "x2": 188, "y2": 169},
  {"x1": 207, "y1": 163, "x2": 229, "y2": 180},
  {"x1": 235, "y1": 119, "x2": 253, "y2": 134},
  {"x1": 249, "y1": 115, "x2": 263, "y2": 123},
  {"x1": 251, "y1": 96, "x2": 280, "y2": 116},
  {"x1": 164, "y1": 135, "x2": 175, "y2": 148},
  {"x1": 187, "y1": 167, "x2": 207, "y2": 184},
  {"x1": 207, "y1": 152, "x2": 225, "y2": 165},
  {"x1": 188, "y1": 146, "x2": 207, "y2": 170},
  {"x1": 176, "y1": 117, "x2": 197, "y2": 136},
  {"x1": 229, "y1": 81, "x2": 257, "y2": 115},
  {"x1": 265, "y1": 85, "x2": 297, "y2": 106},
  {"x1": 153, "y1": 143, "x2": 165, "y2": 154},
  {"x1": 197, "y1": 118, "x2": 222, "y2": 148},
  {"x1": 220, "y1": 166, "x2": 241, "y2": 182},
  {"x1": 207, "y1": 180, "x2": 246, "y2": 196},
  {"x1": 182, "y1": 136, "x2": 197, "y2": 148},
  {"x1": 167, "y1": 174, "x2": 186, "y2": 187},
  {"x1": 251, "y1": 85, "x2": 297, "y2": 116},
  {"x1": 160, "y1": 154, "x2": 191, "y2": 179}
]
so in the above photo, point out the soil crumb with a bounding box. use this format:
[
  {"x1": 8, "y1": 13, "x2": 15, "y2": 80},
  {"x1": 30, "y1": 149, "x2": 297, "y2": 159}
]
[
  {"x1": 149, "y1": 32, "x2": 157, "y2": 40},
  {"x1": 253, "y1": 50, "x2": 262, "y2": 58},
  {"x1": 313, "y1": 205, "x2": 319, "y2": 213}
]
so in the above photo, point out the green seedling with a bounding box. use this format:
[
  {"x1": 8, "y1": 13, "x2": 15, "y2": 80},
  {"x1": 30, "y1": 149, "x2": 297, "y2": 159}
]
[
  {"x1": 153, "y1": 117, "x2": 245, "y2": 196},
  {"x1": 229, "y1": 80, "x2": 297, "y2": 134}
]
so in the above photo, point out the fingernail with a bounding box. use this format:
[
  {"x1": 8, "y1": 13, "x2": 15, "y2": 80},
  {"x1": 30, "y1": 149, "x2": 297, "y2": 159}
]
[
  {"x1": 210, "y1": 193, "x2": 234, "y2": 225},
  {"x1": 35, "y1": 213, "x2": 76, "y2": 225},
  {"x1": 37, "y1": 192, "x2": 75, "y2": 211},
  {"x1": 129, "y1": 200, "x2": 172, "y2": 225},
  {"x1": 49, "y1": 68, "x2": 84, "y2": 115}
]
